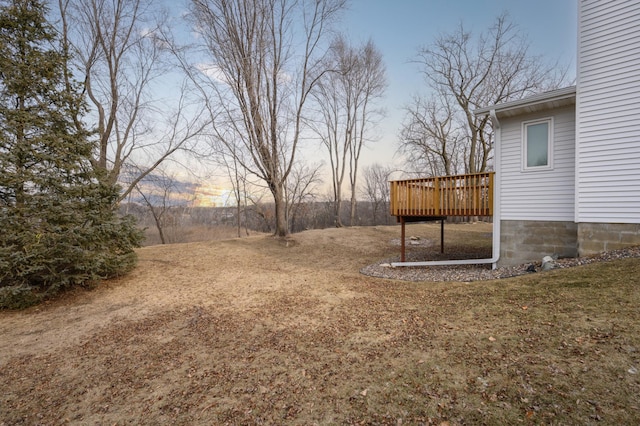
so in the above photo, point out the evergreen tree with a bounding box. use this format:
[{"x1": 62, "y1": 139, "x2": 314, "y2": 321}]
[{"x1": 0, "y1": 0, "x2": 143, "y2": 308}]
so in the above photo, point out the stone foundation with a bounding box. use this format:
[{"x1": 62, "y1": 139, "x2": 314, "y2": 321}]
[
  {"x1": 499, "y1": 220, "x2": 578, "y2": 266},
  {"x1": 578, "y1": 223, "x2": 640, "y2": 256}
]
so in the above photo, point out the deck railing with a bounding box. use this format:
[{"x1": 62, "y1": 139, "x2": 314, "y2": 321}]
[{"x1": 390, "y1": 172, "x2": 494, "y2": 217}]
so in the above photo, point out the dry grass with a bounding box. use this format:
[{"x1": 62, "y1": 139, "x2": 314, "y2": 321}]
[
  {"x1": 142, "y1": 224, "x2": 265, "y2": 246},
  {"x1": 1, "y1": 223, "x2": 639, "y2": 425}
]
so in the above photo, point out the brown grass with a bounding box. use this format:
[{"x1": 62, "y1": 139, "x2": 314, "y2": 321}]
[
  {"x1": 142, "y1": 224, "x2": 265, "y2": 246},
  {"x1": 1, "y1": 223, "x2": 639, "y2": 425}
]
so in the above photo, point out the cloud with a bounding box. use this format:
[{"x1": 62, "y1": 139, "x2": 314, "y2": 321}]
[
  {"x1": 196, "y1": 61, "x2": 292, "y2": 86},
  {"x1": 196, "y1": 63, "x2": 228, "y2": 84},
  {"x1": 139, "y1": 27, "x2": 171, "y2": 49}
]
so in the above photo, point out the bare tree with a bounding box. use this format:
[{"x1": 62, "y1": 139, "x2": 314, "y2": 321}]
[
  {"x1": 411, "y1": 13, "x2": 569, "y2": 174},
  {"x1": 222, "y1": 149, "x2": 252, "y2": 238},
  {"x1": 244, "y1": 189, "x2": 275, "y2": 233},
  {"x1": 347, "y1": 39, "x2": 386, "y2": 226},
  {"x1": 361, "y1": 163, "x2": 393, "y2": 225},
  {"x1": 57, "y1": 0, "x2": 208, "y2": 201},
  {"x1": 310, "y1": 37, "x2": 351, "y2": 227},
  {"x1": 134, "y1": 168, "x2": 196, "y2": 244},
  {"x1": 311, "y1": 35, "x2": 386, "y2": 226},
  {"x1": 189, "y1": 0, "x2": 346, "y2": 237},
  {"x1": 285, "y1": 162, "x2": 323, "y2": 233},
  {"x1": 398, "y1": 95, "x2": 464, "y2": 176},
  {"x1": 200, "y1": 131, "x2": 254, "y2": 238}
]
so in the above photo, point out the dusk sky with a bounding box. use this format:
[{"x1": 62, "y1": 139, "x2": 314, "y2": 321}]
[
  {"x1": 164, "y1": 0, "x2": 579, "y2": 191},
  {"x1": 331, "y1": 0, "x2": 578, "y2": 173}
]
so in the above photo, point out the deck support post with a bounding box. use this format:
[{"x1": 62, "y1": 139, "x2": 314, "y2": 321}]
[
  {"x1": 397, "y1": 216, "x2": 446, "y2": 262},
  {"x1": 400, "y1": 216, "x2": 406, "y2": 262}
]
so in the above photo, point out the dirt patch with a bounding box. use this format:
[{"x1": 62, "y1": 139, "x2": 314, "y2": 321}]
[{"x1": 2, "y1": 223, "x2": 639, "y2": 424}]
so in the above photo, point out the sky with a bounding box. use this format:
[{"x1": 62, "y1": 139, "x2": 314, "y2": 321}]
[
  {"x1": 325, "y1": 0, "x2": 578, "y2": 175},
  {"x1": 162, "y1": 0, "x2": 578, "y2": 200}
]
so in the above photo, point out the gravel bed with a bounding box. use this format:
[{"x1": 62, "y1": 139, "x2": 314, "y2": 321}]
[{"x1": 360, "y1": 245, "x2": 640, "y2": 282}]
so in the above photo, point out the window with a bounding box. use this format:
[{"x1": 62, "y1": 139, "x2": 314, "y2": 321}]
[{"x1": 523, "y1": 118, "x2": 553, "y2": 170}]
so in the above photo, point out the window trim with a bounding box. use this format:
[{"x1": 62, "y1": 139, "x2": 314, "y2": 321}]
[{"x1": 522, "y1": 117, "x2": 553, "y2": 171}]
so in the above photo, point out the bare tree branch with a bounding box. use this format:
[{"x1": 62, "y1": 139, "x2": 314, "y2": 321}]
[
  {"x1": 310, "y1": 35, "x2": 386, "y2": 226},
  {"x1": 57, "y1": 0, "x2": 209, "y2": 202},
  {"x1": 408, "y1": 13, "x2": 570, "y2": 174},
  {"x1": 398, "y1": 95, "x2": 464, "y2": 176},
  {"x1": 361, "y1": 163, "x2": 393, "y2": 225},
  {"x1": 189, "y1": 0, "x2": 345, "y2": 236}
]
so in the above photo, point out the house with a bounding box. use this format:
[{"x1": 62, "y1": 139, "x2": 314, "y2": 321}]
[{"x1": 474, "y1": 0, "x2": 640, "y2": 266}]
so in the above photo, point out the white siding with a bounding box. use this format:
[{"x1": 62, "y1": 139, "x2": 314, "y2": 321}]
[
  {"x1": 576, "y1": 0, "x2": 640, "y2": 223},
  {"x1": 499, "y1": 107, "x2": 575, "y2": 221}
]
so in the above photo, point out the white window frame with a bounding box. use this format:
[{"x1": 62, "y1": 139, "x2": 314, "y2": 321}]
[{"x1": 522, "y1": 117, "x2": 553, "y2": 171}]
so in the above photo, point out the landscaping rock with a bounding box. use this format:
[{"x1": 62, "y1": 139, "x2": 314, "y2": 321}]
[
  {"x1": 542, "y1": 255, "x2": 556, "y2": 271},
  {"x1": 361, "y1": 245, "x2": 640, "y2": 283}
]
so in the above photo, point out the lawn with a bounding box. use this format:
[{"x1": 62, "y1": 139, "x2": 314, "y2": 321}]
[{"x1": 1, "y1": 223, "x2": 639, "y2": 424}]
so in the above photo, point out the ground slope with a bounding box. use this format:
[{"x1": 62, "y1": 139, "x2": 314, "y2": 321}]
[{"x1": 1, "y1": 223, "x2": 639, "y2": 425}]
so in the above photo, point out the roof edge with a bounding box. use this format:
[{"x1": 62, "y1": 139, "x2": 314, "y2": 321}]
[{"x1": 473, "y1": 86, "x2": 577, "y2": 116}]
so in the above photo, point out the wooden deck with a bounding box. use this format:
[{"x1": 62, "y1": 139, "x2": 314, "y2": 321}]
[
  {"x1": 390, "y1": 172, "x2": 494, "y2": 218},
  {"x1": 389, "y1": 172, "x2": 494, "y2": 262}
]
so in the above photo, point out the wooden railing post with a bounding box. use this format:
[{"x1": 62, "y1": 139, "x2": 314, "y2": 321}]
[
  {"x1": 389, "y1": 181, "x2": 394, "y2": 215},
  {"x1": 434, "y1": 176, "x2": 440, "y2": 216}
]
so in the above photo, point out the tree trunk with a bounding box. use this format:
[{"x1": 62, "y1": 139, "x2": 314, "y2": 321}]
[
  {"x1": 150, "y1": 208, "x2": 166, "y2": 244},
  {"x1": 273, "y1": 183, "x2": 288, "y2": 237},
  {"x1": 236, "y1": 199, "x2": 241, "y2": 238},
  {"x1": 334, "y1": 198, "x2": 343, "y2": 227},
  {"x1": 349, "y1": 193, "x2": 357, "y2": 226}
]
